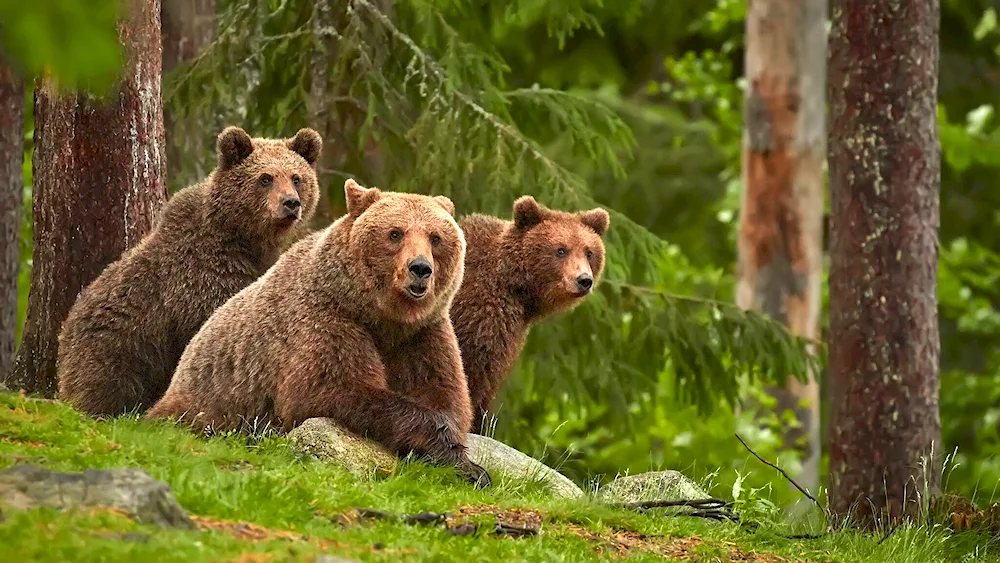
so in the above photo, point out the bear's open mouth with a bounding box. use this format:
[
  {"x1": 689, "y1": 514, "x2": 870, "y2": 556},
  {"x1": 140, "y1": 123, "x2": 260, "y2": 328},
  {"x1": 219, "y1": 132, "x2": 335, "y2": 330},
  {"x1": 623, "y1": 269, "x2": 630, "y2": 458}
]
[{"x1": 406, "y1": 284, "x2": 428, "y2": 299}]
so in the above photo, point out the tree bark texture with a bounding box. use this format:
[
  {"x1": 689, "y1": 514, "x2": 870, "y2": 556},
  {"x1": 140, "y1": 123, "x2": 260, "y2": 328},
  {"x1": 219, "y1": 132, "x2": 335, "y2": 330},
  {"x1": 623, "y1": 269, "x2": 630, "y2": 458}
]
[
  {"x1": 161, "y1": 0, "x2": 214, "y2": 187},
  {"x1": 5, "y1": 0, "x2": 167, "y2": 396},
  {"x1": 0, "y1": 59, "x2": 24, "y2": 381},
  {"x1": 828, "y1": 0, "x2": 941, "y2": 529},
  {"x1": 737, "y1": 0, "x2": 827, "y2": 497}
]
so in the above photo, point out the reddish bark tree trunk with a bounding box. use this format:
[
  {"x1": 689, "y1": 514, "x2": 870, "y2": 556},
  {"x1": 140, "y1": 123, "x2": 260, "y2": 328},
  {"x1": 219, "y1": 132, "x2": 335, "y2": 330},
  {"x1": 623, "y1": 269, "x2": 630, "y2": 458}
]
[
  {"x1": 828, "y1": 0, "x2": 941, "y2": 529},
  {"x1": 0, "y1": 58, "x2": 24, "y2": 381},
  {"x1": 4, "y1": 0, "x2": 167, "y2": 396},
  {"x1": 737, "y1": 0, "x2": 827, "y2": 499}
]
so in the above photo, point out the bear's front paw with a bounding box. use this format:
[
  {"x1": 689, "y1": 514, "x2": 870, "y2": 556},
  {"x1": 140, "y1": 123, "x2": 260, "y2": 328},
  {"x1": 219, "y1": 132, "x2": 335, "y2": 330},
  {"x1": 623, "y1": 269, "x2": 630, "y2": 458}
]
[{"x1": 458, "y1": 458, "x2": 491, "y2": 488}]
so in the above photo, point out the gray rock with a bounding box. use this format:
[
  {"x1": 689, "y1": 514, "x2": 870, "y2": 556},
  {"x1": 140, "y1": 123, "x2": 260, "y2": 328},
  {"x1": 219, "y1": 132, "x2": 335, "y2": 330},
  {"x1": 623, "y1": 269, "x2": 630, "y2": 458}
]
[
  {"x1": 0, "y1": 464, "x2": 193, "y2": 528},
  {"x1": 595, "y1": 470, "x2": 710, "y2": 513},
  {"x1": 287, "y1": 418, "x2": 397, "y2": 478},
  {"x1": 465, "y1": 433, "x2": 584, "y2": 499}
]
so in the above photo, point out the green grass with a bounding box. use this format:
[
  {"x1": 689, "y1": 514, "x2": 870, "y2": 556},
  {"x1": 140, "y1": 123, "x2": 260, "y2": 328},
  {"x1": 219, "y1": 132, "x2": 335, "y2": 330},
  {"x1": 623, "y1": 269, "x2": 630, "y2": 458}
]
[{"x1": 0, "y1": 391, "x2": 993, "y2": 563}]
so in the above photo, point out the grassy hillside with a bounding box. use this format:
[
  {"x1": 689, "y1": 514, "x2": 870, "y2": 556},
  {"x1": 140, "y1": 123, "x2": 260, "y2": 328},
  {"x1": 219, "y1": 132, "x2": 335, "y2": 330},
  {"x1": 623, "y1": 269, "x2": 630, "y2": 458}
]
[{"x1": 0, "y1": 392, "x2": 990, "y2": 562}]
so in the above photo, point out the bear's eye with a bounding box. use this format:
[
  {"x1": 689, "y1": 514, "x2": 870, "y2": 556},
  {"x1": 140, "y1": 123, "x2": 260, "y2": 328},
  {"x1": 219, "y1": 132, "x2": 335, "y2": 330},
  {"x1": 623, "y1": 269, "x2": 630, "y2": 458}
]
[
  {"x1": 259, "y1": 174, "x2": 273, "y2": 187},
  {"x1": 291, "y1": 175, "x2": 301, "y2": 188},
  {"x1": 556, "y1": 247, "x2": 568, "y2": 258},
  {"x1": 429, "y1": 234, "x2": 442, "y2": 247},
  {"x1": 585, "y1": 249, "x2": 594, "y2": 260},
  {"x1": 388, "y1": 229, "x2": 404, "y2": 242}
]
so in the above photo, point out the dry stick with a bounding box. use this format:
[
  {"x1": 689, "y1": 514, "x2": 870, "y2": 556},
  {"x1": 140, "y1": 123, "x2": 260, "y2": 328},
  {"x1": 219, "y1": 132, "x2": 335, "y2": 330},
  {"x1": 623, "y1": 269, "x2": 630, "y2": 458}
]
[
  {"x1": 614, "y1": 498, "x2": 740, "y2": 523},
  {"x1": 735, "y1": 432, "x2": 823, "y2": 513}
]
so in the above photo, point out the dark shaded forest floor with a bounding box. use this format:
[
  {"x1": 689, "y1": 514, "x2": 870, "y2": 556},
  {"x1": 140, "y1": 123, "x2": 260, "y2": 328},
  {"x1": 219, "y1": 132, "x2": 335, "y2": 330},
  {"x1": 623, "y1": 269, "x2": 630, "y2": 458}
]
[{"x1": 0, "y1": 392, "x2": 993, "y2": 562}]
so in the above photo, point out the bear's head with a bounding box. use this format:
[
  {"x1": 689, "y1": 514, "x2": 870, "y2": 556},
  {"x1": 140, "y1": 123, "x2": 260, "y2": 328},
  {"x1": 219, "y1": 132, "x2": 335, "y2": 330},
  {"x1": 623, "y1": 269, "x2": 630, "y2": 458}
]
[
  {"x1": 509, "y1": 196, "x2": 610, "y2": 317},
  {"x1": 344, "y1": 179, "x2": 465, "y2": 325},
  {"x1": 211, "y1": 126, "x2": 322, "y2": 241}
]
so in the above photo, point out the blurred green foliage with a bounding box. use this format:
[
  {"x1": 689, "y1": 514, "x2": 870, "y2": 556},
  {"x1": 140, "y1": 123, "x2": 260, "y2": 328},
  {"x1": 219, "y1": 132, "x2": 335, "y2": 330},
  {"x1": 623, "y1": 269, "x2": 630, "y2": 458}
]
[
  {"x1": 10, "y1": 0, "x2": 1000, "y2": 510},
  {"x1": 0, "y1": 0, "x2": 122, "y2": 92}
]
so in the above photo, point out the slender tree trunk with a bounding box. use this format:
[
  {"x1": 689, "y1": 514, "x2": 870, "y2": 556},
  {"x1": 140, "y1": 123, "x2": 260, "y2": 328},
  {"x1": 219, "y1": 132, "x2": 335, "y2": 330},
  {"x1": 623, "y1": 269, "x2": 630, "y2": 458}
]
[
  {"x1": 308, "y1": 0, "x2": 393, "y2": 225},
  {"x1": 161, "y1": 0, "x2": 214, "y2": 72},
  {"x1": 161, "y1": 0, "x2": 214, "y2": 187},
  {"x1": 4, "y1": 0, "x2": 167, "y2": 396},
  {"x1": 0, "y1": 58, "x2": 24, "y2": 381},
  {"x1": 737, "y1": 0, "x2": 827, "y2": 499},
  {"x1": 828, "y1": 0, "x2": 941, "y2": 529}
]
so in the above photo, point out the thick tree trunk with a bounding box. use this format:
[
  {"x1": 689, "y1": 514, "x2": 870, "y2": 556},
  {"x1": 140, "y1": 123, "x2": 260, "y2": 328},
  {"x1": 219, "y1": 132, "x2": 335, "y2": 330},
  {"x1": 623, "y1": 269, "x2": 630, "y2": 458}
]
[
  {"x1": 828, "y1": 0, "x2": 941, "y2": 529},
  {"x1": 737, "y1": 0, "x2": 827, "y2": 498},
  {"x1": 161, "y1": 0, "x2": 214, "y2": 187},
  {"x1": 4, "y1": 0, "x2": 167, "y2": 396},
  {"x1": 0, "y1": 59, "x2": 24, "y2": 381}
]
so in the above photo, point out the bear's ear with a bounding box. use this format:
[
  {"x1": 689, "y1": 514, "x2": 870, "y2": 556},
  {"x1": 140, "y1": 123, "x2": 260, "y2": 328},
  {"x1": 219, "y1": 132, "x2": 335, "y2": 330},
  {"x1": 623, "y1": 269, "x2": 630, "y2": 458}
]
[
  {"x1": 513, "y1": 196, "x2": 546, "y2": 231},
  {"x1": 345, "y1": 178, "x2": 381, "y2": 217},
  {"x1": 579, "y1": 208, "x2": 610, "y2": 236},
  {"x1": 287, "y1": 128, "x2": 322, "y2": 166},
  {"x1": 433, "y1": 195, "x2": 455, "y2": 216},
  {"x1": 217, "y1": 126, "x2": 254, "y2": 169}
]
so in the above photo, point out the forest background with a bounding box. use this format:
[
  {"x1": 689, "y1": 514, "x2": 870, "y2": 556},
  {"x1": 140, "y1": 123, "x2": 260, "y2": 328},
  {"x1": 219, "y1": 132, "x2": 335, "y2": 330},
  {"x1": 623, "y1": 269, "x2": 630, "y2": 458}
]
[{"x1": 3, "y1": 0, "x2": 999, "y2": 512}]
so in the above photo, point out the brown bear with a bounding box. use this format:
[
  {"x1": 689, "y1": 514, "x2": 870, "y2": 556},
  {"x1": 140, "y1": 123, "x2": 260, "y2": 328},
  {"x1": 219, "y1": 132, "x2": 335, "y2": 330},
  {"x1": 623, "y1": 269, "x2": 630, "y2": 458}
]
[
  {"x1": 145, "y1": 179, "x2": 489, "y2": 486},
  {"x1": 450, "y1": 196, "x2": 610, "y2": 433},
  {"x1": 57, "y1": 126, "x2": 322, "y2": 416}
]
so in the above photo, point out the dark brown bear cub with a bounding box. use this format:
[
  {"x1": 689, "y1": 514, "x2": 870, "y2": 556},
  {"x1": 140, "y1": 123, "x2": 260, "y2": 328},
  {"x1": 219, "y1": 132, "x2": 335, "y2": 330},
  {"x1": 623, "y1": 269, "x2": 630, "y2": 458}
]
[
  {"x1": 146, "y1": 179, "x2": 489, "y2": 486},
  {"x1": 58, "y1": 126, "x2": 321, "y2": 416},
  {"x1": 450, "y1": 196, "x2": 610, "y2": 432}
]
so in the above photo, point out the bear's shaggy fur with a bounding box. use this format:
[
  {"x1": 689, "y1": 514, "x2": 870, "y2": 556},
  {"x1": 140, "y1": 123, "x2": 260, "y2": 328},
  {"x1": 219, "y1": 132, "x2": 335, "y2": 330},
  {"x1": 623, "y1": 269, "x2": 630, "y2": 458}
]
[
  {"x1": 57, "y1": 126, "x2": 321, "y2": 416},
  {"x1": 450, "y1": 196, "x2": 610, "y2": 432},
  {"x1": 145, "y1": 179, "x2": 489, "y2": 486}
]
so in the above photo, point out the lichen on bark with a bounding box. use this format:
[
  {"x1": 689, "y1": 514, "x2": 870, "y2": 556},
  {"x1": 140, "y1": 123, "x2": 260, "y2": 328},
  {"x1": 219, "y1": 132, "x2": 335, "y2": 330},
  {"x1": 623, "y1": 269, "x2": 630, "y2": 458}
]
[{"x1": 827, "y1": 0, "x2": 942, "y2": 529}]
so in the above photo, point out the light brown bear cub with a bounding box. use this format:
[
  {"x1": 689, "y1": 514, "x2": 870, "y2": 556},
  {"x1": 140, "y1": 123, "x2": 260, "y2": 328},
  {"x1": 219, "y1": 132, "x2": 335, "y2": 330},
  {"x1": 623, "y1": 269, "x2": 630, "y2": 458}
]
[
  {"x1": 58, "y1": 126, "x2": 321, "y2": 416},
  {"x1": 146, "y1": 179, "x2": 489, "y2": 486},
  {"x1": 450, "y1": 196, "x2": 609, "y2": 433}
]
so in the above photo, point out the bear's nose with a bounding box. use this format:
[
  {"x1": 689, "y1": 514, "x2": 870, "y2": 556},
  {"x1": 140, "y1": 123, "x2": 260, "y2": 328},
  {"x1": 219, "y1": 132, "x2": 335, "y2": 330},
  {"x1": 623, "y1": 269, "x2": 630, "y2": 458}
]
[
  {"x1": 575, "y1": 273, "x2": 593, "y2": 293},
  {"x1": 281, "y1": 196, "x2": 301, "y2": 217},
  {"x1": 408, "y1": 257, "x2": 433, "y2": 280}
]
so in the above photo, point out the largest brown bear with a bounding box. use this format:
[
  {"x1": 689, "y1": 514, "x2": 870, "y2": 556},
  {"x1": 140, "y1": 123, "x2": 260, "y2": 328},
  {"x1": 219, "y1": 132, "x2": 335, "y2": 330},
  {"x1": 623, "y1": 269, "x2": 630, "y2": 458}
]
[
  {"x1": 146, "y1": 179, "x2": 489, "y2": 486},
  {"x1": 58, "y1": 126, "x2": 321, "y2": 416},
  {"x1": 450, "y1": 196, "x2": 610, "y2": 432}
]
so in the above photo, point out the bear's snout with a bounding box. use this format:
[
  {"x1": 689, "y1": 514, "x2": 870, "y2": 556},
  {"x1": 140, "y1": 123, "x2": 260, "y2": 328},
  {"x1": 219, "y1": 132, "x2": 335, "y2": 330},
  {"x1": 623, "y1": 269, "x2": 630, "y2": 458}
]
[
  {"x1": 405, "y1": 256, "x2": 433, "y2": 299},
  {"x1": 575, "y1": 273, "x2": 593, "y2": 294},
  {"x1": 280, "y1": 195, "x2": 301, "y2": 219}
]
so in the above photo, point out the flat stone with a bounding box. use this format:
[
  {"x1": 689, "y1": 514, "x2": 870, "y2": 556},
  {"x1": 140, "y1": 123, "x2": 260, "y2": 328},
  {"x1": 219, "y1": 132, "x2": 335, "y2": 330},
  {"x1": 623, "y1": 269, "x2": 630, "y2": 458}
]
[
  {"x1": 465, "y1": 433, "x2": 584, "y2": 499},
  {"x1": 595, "y1": 470, "x2": 710, "y2": 514},
  {"x1": 287, "y1": 418, "x2": 397, "y2": 478},
  {"x1": 0, "y1": 464, "x2": 193, "y2": 528}
]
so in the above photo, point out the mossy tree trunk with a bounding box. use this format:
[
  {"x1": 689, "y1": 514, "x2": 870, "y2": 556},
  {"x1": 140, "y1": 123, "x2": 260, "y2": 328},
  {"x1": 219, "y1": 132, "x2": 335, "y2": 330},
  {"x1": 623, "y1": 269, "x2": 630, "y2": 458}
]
[
  {"x1": 737, "y1": 0, "x2": 827, "y2": 498},
  {"x1": 161, "y1": 0, "x2": 215, "y2": 186},
  {"x1": 828, "y1": 0, "x2": 941, "y2": 529},
  {"x1": 4, "y1": 0, "x2": 167, "y2": 396},
  {"x1": 0, "y1": 58, "x2": 24, "y2": 381}
]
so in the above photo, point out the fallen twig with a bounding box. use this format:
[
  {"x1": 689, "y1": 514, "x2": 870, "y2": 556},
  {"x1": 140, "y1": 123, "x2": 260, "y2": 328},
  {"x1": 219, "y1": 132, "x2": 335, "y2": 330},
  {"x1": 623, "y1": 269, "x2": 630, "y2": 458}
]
[
  {"x1": 613, "y1": 497, "x2": 740, "y2": 523},
  {"x1": 735, "y1": 433, "x2": 823, "y2": 514}
]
